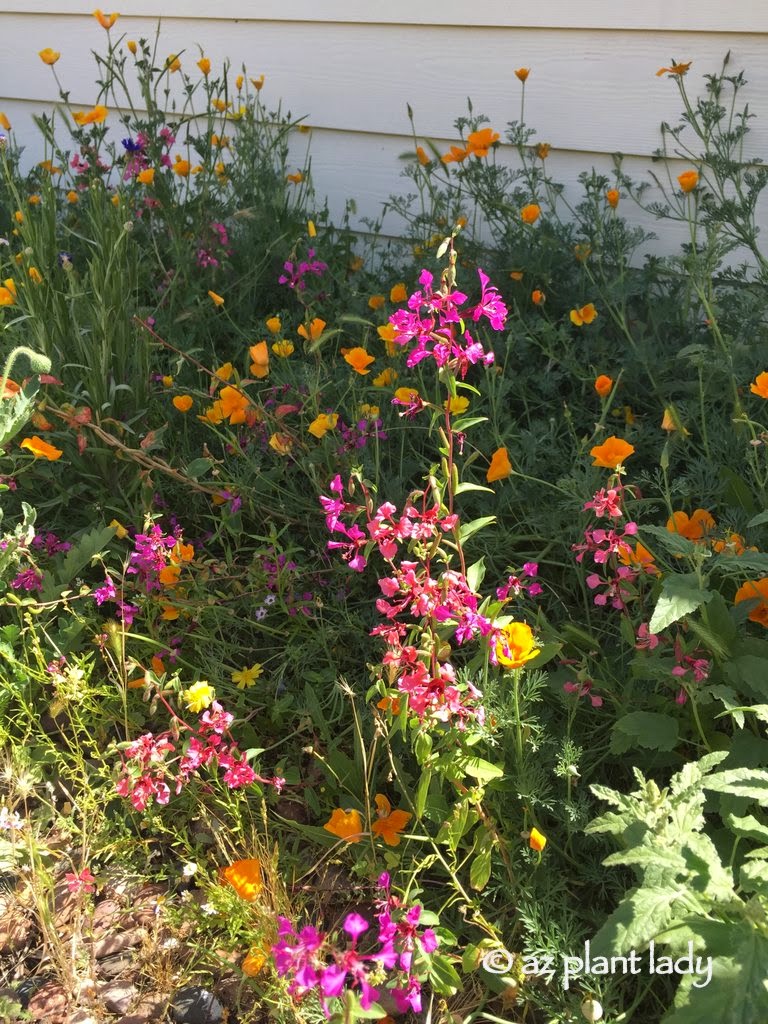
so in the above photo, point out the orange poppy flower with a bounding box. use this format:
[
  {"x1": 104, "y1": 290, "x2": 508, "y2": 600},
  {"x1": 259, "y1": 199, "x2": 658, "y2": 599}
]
[
  {"x1": 20, "y1": 436, "x2": 63, "y2": 461},
  {"x1": 594, "y1": 374, "x2": 613, "y2": 398},
  {"x1": 390, "y1": 282, "x2": 408, "y2": 303},
  {"x1": 441, "y1": 145, "x2": 469, "y2": 164},
  {"x1": 677, "y1": 170, "x2": 699, "y2": 193},
  {"x1": 734, "y1": 578, "x2": 768, "y2": 627},
  {"x1": 197, "y1": 57, "x2": 211, "y2": 75},
  {"x1": 2, "y1": 378, "x2": 21, "y2": 398},
  {"x1": 487, "y1": 446, "x2": 512, "y2": 482},
  {"x1": 222, "y1": 859, "x2": 263, "y2": 901},
  {"x1": 415, "y1": 146, "x2": 430, "y2": 166},
  {"x1": 521, "y1": 203, "x2": 541, "y2": 224},
  {"x1": 297, "y1": 318, "x2": 326, "y2": 342},
  {"x1": 656, "y1": 61, "x2": 691, "y2": 77},
  {"x1": 467, "y1": 127, "x2": 500, "y2": 157},
  {"x1": 570, "y1": 303, "x2": 598, "y2": 326},
  {"x1": 536, "y1": 143, "x2": 550, "y2": 159},
  {"x1": 172, "y1": 395, "x2": 193, "y2": 413},
  {"x1": 750, "y1": 372, "x2": 768, "y2": 399},
  {"x1": 606, "y1": 189, "x2": 620, "y2": 208},
  {"x1": 373, "y1": 367, "x2": 397, "y2": 387},
  {"x1": 286, "y1": 172, "x2": 303, "y2": 184},
  {"x1": 529, "y1": 827, "x2": 546, "y2": 852},
  {"x1": 73, "y1": 105, "x2": 108, "y2": 126},
  {"x1": 208, "y1": 290, "x2": 224, "y2": 307},
  {"x1": 371, "y1": 794, "x2": 412, "y2": 847},
  {"x1": 93, "y1": 9, "x2": 119, "y2": 29},
  {"x1": 173, "y1": 157, "x2": 191, "y2": 177},
  {"x1": 323, "y1": 808, "x2": 363, "y2": 843},
  {"x1": 368, "y1": 294, "x2": 386, "y2": 311},
  {"x1": 618, "y1": 541, "x2": 659, "y2": 575},
  {"x1": 38, "y1": 48, "x2": 60, "y2": 65},
  {"x1": 343, "y1": 347, "x2": 375, "y2": 375},
  {"x1": 249, "y1": 341, "x2": 269, "y2": 378},
  {"x1": 158, "y1": 564, "x2": 180, "y2": 587},
  {"x1": 268, "y1": 432, "x2": 293, "y2": 456},
  {"x1": 666, "y1": 509, "x2": 716, "y2": 542},
  {"x1": 496, "y1": 622, "x2": 539, "y2": 669},
  {"x1": 515, "y1": 68, "x2": 530, "y2": 82},
  {"x1": 590, "y1": 436, "x2": 634, "y2": 469},
  {"x1": 531, "y1": 289, "x2": 545, "y2": 305},
  {"x1": 242, "y1": 946, "x2": 267, "y2": 977},
  {"x1": 0, "y1": 112, "x2": 11, "y2": 130},
  {"x1": 308, "y1": 413, "x2": 339, "y2": 439},
  {"x1": 137, "y1": 168, "x2": 155, "y2": 185}
]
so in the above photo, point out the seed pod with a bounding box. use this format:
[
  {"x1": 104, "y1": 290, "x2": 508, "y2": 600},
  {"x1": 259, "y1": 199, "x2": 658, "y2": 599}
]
[{"x1": 581, "y1": 997, "x2": 604, "y2": 1022}]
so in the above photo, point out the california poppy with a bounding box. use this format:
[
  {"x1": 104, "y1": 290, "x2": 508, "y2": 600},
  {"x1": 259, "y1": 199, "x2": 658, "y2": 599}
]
[
  {"x1": 590, "y1": 436, "x2": 634, "y2": 469},
  {"x1": 222, "y1": 859, "x2": 263, "y2": 901},
  {"x1": 486, "y1": 446, "x2": 512, "y2": 482},
  {"x1": 323, "y1": 808, "x2": 363, "y2": 843},
  {"x1": 496, "y1": 622, "x2": 539, "y2": 669}
]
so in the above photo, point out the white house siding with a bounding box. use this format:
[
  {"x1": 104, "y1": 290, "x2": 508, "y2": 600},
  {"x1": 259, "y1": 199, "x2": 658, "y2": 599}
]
[{"x1": 1, "y1": 2, "x2": 767, "y2": 253}]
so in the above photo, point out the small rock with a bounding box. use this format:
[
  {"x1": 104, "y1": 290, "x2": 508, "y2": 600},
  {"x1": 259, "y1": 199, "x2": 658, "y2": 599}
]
[
  {"x1": 15, "y1": 976, "x2": 45, "y2": 1008},
  {"x1": 92, "y1": 897, "x2": 125, "y2": 935},
  {"x1": 26, "y1": 979, "x2": 68, "y2": 1022},
  {"x1": 96, "y1": 951, "x2": 133, "y2": 978},
  {"x1": 169, "y1": 986, "x2": 223, "y2": 1024},
  {"x1": 99, "y1": 980, "x2": 139, "y2": 1014},
  {"x1": 53, "y1": 878, "x2": 80, "y2": 929},
  {"x1": 0, "y1": 912, "x2": 36, "y2": 953},
  {"x1": 117, "y1": 992, "x2": 170, "y2": 1024},
  {"x1": 92, "y1": 925, "x2": 147, "y2": 959},
  {"x1": 68, "y1": 1011, "x2": 99, "y2": 1024}
]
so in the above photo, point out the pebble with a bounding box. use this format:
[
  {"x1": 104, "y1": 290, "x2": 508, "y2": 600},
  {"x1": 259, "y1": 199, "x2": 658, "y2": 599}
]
[{"x1": 169, "y1": 986, "x2": 224, "y2": 1024}]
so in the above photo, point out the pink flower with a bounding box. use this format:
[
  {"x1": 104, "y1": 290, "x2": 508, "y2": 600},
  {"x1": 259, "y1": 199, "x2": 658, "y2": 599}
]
[{"x1": 65, "y1": 867, "x2": 96, "y2": 895}]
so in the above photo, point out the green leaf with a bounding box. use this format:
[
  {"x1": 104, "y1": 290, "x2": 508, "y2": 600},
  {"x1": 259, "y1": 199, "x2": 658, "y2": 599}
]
[
  {"x1": 56, "y1": 525, "x2": 116, "y2": 587},
  {"x1": 726, "y1": 813, "x2": 768, "y2": 843},
  {"x1": 470, "y1": 842, "x2": 492, "y2": 891},
  {"x1": 724, "y1": 656, "x2": 768, "y2": 700},
  {"x1": 641, "y1": 524, "x2": 698, "y2": 558},
  {"x1": 451, "y1": 416, "x2": 488, "y2": 432},
  {"x1": 739, "y1": 860, "x2": 768, "y2": 896},
  {"x1": 415, "y1": 769, "x2": 431, "y2": 818},
  {"x1": 465, "y1": 557, "x2": 486, "y2": 592},
  {"x1": 610, "y1": 712, "x2": 679, "y2": 754},
  {"x1": 747, "y1": 510, "x2": 768, "y2": 528},
  {"x1": 343, "y1": 991, "x2": 387, "y2": 1019},
  {"x1": 461, "y1": 757, "x2": 504, "y2": 783},
  {"x1": 459, "y1": 516, "x2": 496, "y2": 543},
  {"x1": 715, "y1": 552, "x2": 768, "y2": 574},
  {"x1": 649, "y1": 574, "x2": 712, "y2": 634},
  {"x1": 426, "y1": 952, "x2": 462, "y2": 996},
  {"x1": 590, "y1": 886, "x2": 683, "y2": 957},
  {"x1": 454, "y1": 481, "x2": 495, "y2": 496},
  {"x1": 704, "y1": 768, "x2": 768, "y2": 802},
  {"x1": 185, "y1": 457, "x2": 214, "y2": 479},
  {"x1": 661, "y1": 922, "x2": 768, "y2": 1024}
]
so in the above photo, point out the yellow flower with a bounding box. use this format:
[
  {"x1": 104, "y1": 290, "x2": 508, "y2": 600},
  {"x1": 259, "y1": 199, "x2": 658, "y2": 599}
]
[
  {"x1": 222, "y1": 859, "x2": 263, "y2": 901},
  {"x1": 297, "y1": 317, "x2": 326, "y2": 343},
  {"x1": 521, "y1": 203, "x2": 541, "y2": 224},
  {"x1": 173, "y1": 156, "x2": 190, "y2": 177},
  {"x1": 368, "y1": 294, "x2": 386, "y2": 311},
  {"x1": 536, "y1": 142, "x2": 550, "y2": 159},
  {"x1": 496, "y1": 622, "x2": 539, "y2": 669},
  {"x1": 358, "y1": 403, "x2": 380, "y2": 419},
  {"x1": 394, "y1": 386, "x2": 421, "y2": 405},
  {"x1": 574, "y1": 243, "x2": 591, "y2": 262},
  {"x1": 249, "y1": 341, "x2": 269, "y2": 378},
  {"x1": 211, "y1": 99, "x2": 231, "y2": 113},
  {"x1": 264, "y1": 316, "x2": 282, "y2": 335},
  {"x1": 268, "y1": 432, "x2": 293, "y2": 456},
  {"x1": 0, "y1": 279, "x2": 17, "y2": 306},
  {"x1": 344, "y1": 347, "x2": 375, "y2": 375},
  {"x1": 656, "y1": 61, "x2": 691, "y2": 77},
  {"x1": 38, "y1": 48, "x2": 60, "y2": 65},
  {"x1": 231, "y1": 663, "x2": 263, "y2": 689},
  {"x1": 137, "y1": 168, "x2": 155, "y2": 185},
  {"x1": 208, "y1": 290, "x2": 224, "y2": 307},
  {"x1": 197, "y1": 57, "x2": 211, "y2": 75},
  {"x1": 529, "y1": 827, "x2": 547, "y2": 852},
  {"x1": 20, "y1": 436, "x2": 63, "y2": 461},
  {"x1": 183, "y1": 680, "x2": 216, "y2": 713},
  {"x1": 93, "y1": 9, "x2": 119, "y2": 29},
  {"x1": 173, "y1": 395, "x2": 193, "y2": 413},
  {"x1": 28, "y1": 267, "x2": 43, "y2": 285},
  {"x1": 219, "y1": 386, "x2": 250, "y2": 424},
  {"x1": 570, "y1": 303, "x2": 598, "y2": 326},
  {"x1": 389, "y1": 282, "x2": 408, "y2": 303},
  {"x1": 286, "y1": 172, "x2": 304, "y2": 184},
  {"x1": 66, "y1": 190, "x2": 79, "y2": 204},
  {"x1": 127, "y1": 40, "x2": 137, "y2": 54},
  {"x1": 307, "y1": 219, "x2": 317, "y2": 238},
  {"x1": 250, "y1": 75, "x2": 265, "y2": 91},
  {"x1": 323, "y1": 808, "x2": 363, "y2": 843},
  {"x1": 166, "y1": 54, "x2": 181, "y2": 73},
  {"x1": 590, "y1": 436, "x2": 635, "y2": 469},
  {"x1": 235, "y1": 74, "x2": 244, "y2": 91},
  {"x1": 13, "y1": 211, "x2": 23, "y2": 223},
  {"x1": 373, "y1": 367, "x2": 397, "y2": 387},
  {"x1": 111, "y1": 194, "x2": 120, "y2": 206},
  {"x1": 750, "y1": 372, "x2": 768, "y2": 399},
  {"x1": 0, "y1": 112, "x2": 11, "y2": 130},
  {"x1": 272, "y1": 339, "x2": 294, "y2": 357},
  {"x1": 308, "y1": 412, "x2": 339, "y2": 439},
  {"x1": 660, "y1": 406, "x2": 690, "y2": 435},
  {"x1": 161, "y1": 375, "x2": 174, "y2": 388},
  {"x1": 514, "y1": 67, "x2": 530, "y2": 82},
  {"x1": 159, "y1": 564, "x2": 181, "y2": 587},
  {"x1": 73, "y1": 105, "x2": 108, "y2": 126},
  {"x1": 486, "y1": 446, "x2": 512, "y2": 482},
  {"x1": 109, "y1": 519, "x2": 128, "y2": 539},
  {"x1": 509, "y1": 271, "x2": 524, "y2": 281},
  {"x1": 678, "y1": 170, "x2": 699, "y2": 193},
  {"x1": 444, "y1": 395, "x2": 470, "y2": 414}
]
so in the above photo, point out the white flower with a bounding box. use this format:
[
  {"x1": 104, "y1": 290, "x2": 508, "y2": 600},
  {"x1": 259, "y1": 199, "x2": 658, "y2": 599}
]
[{"x1": 182, "y1": 861, "x2": 199, "y2": 878}]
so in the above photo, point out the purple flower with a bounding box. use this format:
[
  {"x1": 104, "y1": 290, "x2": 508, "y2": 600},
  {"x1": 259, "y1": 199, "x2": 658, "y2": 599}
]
[
  {"x1": 11, "y1": 567, "x2": 43, "y2": 592},
  {"x1": 343, "y1": 913, "x2": 369, "y2": 941}
]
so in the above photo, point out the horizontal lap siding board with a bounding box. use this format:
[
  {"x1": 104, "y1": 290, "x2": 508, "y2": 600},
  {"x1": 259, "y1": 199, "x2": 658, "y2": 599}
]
[{"x1": 2, "y1": 8, "x2": 767, "y2": 253}]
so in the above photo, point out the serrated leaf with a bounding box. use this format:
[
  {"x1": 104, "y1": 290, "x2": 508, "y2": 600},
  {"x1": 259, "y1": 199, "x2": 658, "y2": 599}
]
[
  {"x1": 641, "y1": 524, "x2": 698, "y2": 557},
  {"x1": 649, "y1": 574, "x2": 712, "y2": 633},
  {"x1": 591, "y1": 886, "x2": 683, "y2": 957},
  {"x1": 603, "y1": 845, "x2": 686, "y2": 874},
  {"x1": 715, "y1": 552, "x2": 768, "y2": 574},
  {"x1": 704, "y1": 768, "x2": 768, "y2": 802},
  {"x1": 611, "y1": 712, "x2": 679, "y2": 753}
]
